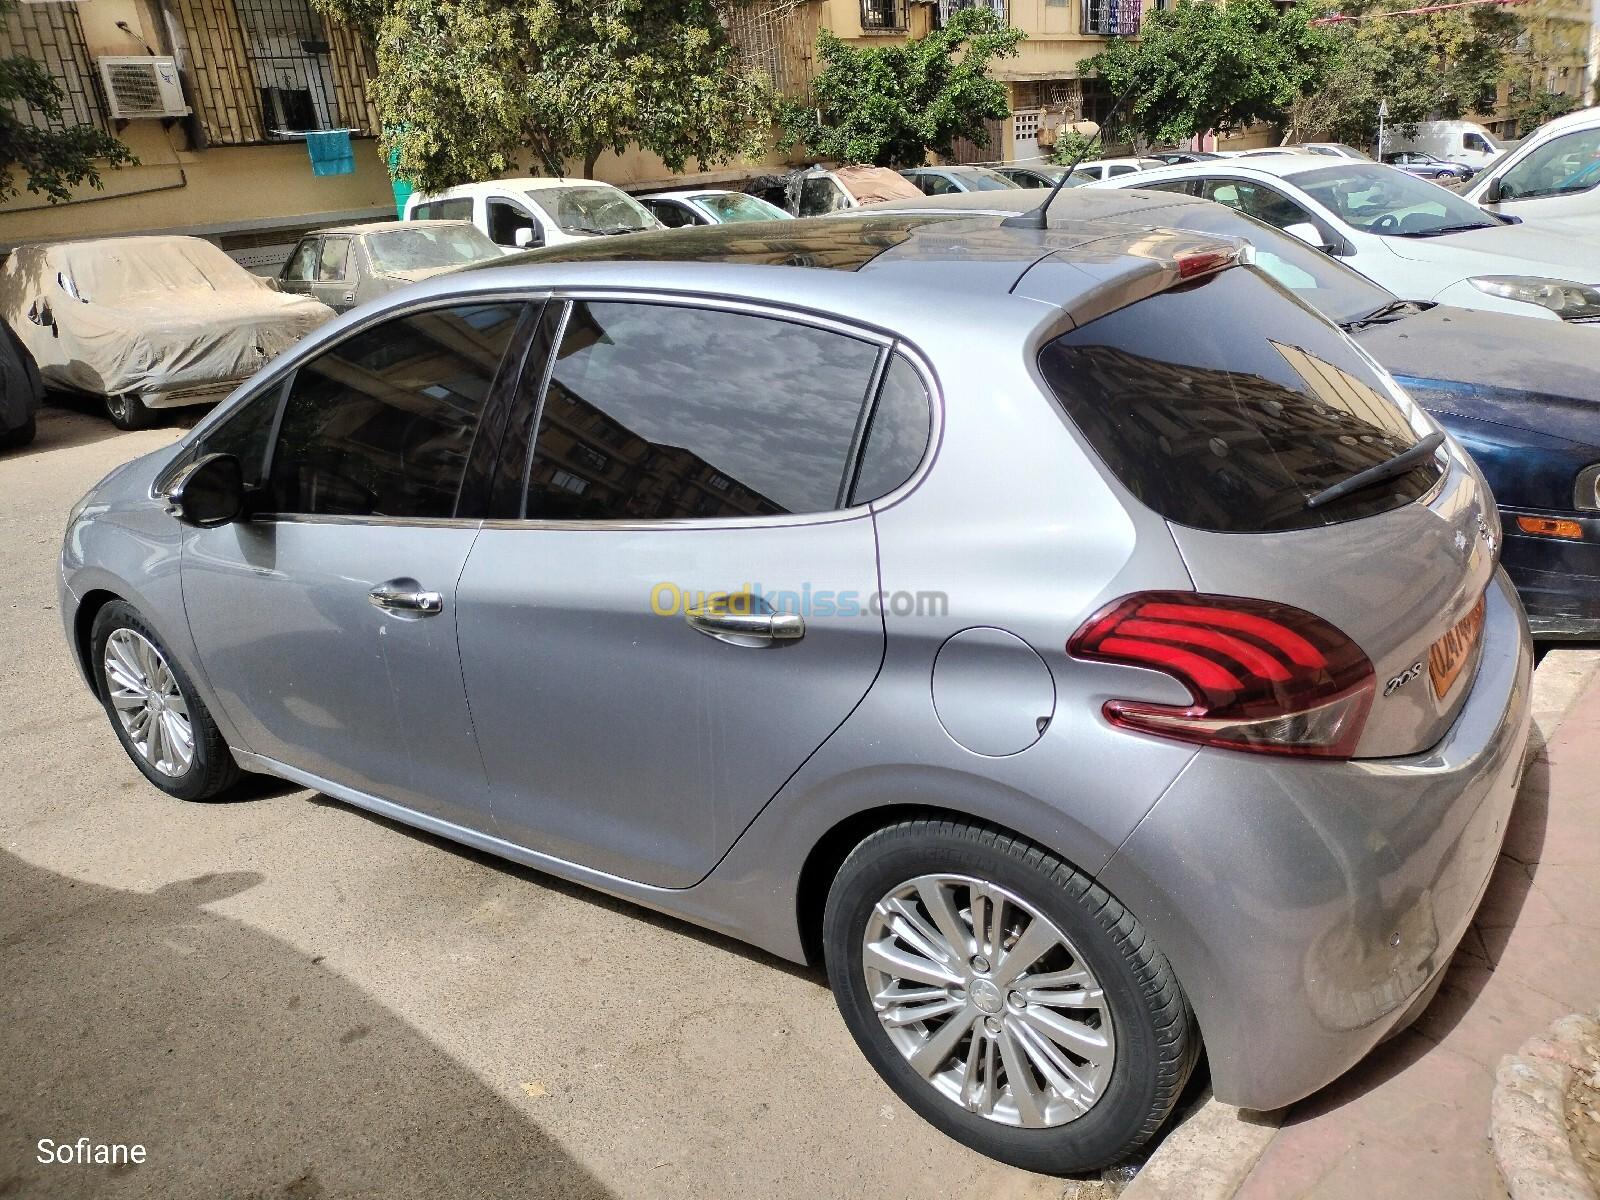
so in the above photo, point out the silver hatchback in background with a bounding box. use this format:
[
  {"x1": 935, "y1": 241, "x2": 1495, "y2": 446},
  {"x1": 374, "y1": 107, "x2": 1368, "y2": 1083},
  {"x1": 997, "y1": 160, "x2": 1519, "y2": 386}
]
[{"x1": 60, "y1": 207, "x2": 1531, "y2": 1174}]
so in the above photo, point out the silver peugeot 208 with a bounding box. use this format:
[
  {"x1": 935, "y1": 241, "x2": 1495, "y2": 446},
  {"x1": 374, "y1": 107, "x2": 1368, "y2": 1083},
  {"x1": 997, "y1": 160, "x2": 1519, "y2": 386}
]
[{"x1": 61, "y1": 208, "x2": 1531, "y2": 1174}]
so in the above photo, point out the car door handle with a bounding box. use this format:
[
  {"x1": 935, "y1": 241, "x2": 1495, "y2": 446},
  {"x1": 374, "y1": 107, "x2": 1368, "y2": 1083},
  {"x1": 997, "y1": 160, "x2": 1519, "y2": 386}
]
[
  {"x1": 685, "y1": 606, "x2": 805, "y2": 646},
  {"x1": 368, "y1": 581, "x2": 444, "y2": 616}
]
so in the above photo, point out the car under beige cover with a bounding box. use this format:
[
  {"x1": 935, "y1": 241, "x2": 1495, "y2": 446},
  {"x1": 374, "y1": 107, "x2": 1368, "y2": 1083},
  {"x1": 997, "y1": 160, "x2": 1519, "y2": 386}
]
[{"x1": 0, "y1": 235, "x2": 332, "y2": 400}]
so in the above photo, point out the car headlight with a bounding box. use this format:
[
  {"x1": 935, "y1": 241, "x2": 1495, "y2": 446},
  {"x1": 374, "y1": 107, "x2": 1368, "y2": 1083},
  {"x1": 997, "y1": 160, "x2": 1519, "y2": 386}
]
[
  {"x1": 1578, "y1": 464, "x2": 1600, "y2": 512},
  {"x1": 1469, "y1": 276, "x2": 1600, "y2": 319}
]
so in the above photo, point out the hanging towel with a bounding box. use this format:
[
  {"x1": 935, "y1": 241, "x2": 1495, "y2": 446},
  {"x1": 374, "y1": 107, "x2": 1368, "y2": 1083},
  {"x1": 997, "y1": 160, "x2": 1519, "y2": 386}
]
[{"x1": 305, "y1": 129, "x2": 355, "y2": 177}]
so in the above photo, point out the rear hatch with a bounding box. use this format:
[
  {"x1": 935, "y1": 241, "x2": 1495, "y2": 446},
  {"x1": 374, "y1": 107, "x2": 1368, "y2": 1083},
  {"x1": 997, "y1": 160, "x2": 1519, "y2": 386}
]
[{"x1": 1038, "y1": 263, "x2": 1496, "y2": 757}]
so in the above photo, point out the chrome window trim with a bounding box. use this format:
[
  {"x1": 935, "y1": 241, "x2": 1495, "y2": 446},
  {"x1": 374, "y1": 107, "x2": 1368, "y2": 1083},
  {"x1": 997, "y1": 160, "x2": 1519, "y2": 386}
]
[
  {"x1": 246, "y1": 513, "x2": 484, "y2": 529},
  {"x1": 493, "y1": 289, "x2": 941, "y2": 533}
]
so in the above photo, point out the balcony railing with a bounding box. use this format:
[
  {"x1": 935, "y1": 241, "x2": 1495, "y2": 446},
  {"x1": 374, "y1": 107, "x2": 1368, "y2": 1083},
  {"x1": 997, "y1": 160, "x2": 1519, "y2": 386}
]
[{"x1": 1083, "y1": 0, "x2": 1140, "y2": 35}]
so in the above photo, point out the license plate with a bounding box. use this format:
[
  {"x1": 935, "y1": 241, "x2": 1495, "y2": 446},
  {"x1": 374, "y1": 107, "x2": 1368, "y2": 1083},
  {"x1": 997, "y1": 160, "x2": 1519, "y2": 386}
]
[{"x1": 1428, "y1": 594, "x2": 1485, "y2": 700}]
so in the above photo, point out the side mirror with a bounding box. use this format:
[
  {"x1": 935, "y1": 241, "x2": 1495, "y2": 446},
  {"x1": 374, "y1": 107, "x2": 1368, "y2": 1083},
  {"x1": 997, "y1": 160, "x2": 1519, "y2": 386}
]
[
  {"x1": 1282, "y1": 222, "x2": 1326, "y2": 248},
  {"x1": 513, "y1": 226, "x2": 538, "y2": 249},
  {"x1": 27, "y1": 299, "x2": 53, "y2": 327},
  {"x1": 1480, "y1": 177, "x2": 1503, "y2": 204},
  {"x1": 165, "y1": 453, "x2": 245, "y2": 528}
]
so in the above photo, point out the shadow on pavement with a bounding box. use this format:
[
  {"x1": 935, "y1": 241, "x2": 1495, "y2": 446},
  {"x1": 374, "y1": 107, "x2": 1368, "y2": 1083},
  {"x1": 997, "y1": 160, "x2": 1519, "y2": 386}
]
[
  {"x1": 305, "y1": 793, "x2": 829, "y2": 989},
  {"x1": 0, "y1": 849, "x2": 615, "y2": 1199}
]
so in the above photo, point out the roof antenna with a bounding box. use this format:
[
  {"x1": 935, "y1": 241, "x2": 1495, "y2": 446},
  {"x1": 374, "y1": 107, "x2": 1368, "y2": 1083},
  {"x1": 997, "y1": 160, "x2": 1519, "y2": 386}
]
[{"x1": 1003, "y1": 87, "x2": 1133, "y2": 231}]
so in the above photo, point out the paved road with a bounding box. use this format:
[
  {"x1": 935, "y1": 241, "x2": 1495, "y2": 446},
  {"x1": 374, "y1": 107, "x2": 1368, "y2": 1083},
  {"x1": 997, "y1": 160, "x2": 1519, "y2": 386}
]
[{"x1": 0, "y1": 403, "x2": 1073, "y2": 1200}]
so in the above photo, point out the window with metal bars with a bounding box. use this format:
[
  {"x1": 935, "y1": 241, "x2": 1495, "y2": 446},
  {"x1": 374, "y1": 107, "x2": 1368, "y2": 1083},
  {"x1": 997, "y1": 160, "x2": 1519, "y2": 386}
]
[
  {"x1": 0, "y1": 2, "x2": 108, "y2": 134},
  {"x1": 235, "y1": 0, "x2": 339, "y2": 135},
  {"x1": 937, "y1": 0, "x2": 1008, "y2": 25},
  {"x1": 860, "y1": 0, "x2": 907, "y2": 32}
]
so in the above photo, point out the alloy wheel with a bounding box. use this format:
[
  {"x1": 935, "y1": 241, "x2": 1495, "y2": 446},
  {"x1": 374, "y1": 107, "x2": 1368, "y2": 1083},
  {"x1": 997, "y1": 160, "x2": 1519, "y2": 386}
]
[
  {"x1": 861, "y1": 873, "x2": 1115, "y2": 1128},
  {"x1": 103, "y1": 628, "x2": 194, "y2": 778}
]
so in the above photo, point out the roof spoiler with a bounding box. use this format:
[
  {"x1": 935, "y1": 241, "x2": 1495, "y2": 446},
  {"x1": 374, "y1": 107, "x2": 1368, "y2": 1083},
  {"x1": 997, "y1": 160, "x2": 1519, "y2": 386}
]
[{"x1": 1013, "y1": 230, "x2": 1250, "y2": 328}]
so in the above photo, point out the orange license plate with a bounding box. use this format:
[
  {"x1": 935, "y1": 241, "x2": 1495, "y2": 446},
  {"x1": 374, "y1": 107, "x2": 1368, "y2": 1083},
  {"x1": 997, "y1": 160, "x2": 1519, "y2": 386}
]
[{"x1": 1428, "y1": 594, "x2": 1485, "y2": 699}]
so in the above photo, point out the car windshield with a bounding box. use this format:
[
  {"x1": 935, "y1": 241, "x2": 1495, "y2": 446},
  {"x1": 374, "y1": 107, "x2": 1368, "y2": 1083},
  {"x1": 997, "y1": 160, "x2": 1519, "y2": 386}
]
[
  {"x1": 527, "y1": 186, "x2": 658, "y2": 235},
  {"x1": 957, "y1": 168, "x2": 1021, "y2": 191},
  {"x1": 1291, "y1": 163, "x2": 1497, "y2": 236},
  {"x1": 368, "y1": 224, "x2": 502, "y2": 273},
  {"x1": 1068, "y1": 171, "x2": 1099, "y2": 185},
  {"x1": 692, "y1": 193, "x2": 791, "y2": 223}
]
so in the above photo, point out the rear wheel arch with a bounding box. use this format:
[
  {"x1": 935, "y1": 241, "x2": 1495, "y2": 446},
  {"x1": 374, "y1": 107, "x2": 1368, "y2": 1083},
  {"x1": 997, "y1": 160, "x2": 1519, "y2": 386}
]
[{"x1": 795, "y1": 805, "x2": 1095, "y2": 968}]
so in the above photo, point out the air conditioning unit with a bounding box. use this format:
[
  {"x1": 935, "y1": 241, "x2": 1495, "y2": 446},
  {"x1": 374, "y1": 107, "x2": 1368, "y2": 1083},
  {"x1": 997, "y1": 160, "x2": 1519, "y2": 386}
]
[{"x1": 96, "y1": 56, "x2": 191, "y2": 119}]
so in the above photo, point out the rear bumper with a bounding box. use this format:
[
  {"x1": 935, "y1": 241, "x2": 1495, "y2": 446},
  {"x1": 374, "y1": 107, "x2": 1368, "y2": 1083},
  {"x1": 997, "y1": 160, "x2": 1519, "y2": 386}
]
[
  {"x1": 1500, "y1": 508, "x2": 1600, "y2": 639},
  {"x1": 1097, "y1": 568, "x2": 1532, "y2": 1111}
]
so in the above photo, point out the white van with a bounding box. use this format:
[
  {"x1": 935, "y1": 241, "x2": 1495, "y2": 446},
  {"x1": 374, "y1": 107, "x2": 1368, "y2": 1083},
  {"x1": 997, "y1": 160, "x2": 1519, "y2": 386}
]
[
  {"x1": 1464, "y1": 106, "x2": 1600, "y2": 235},
  {"x1": 403, "y1": 177, "x2": 661, "y2": 251},
  {"x1": 1384, "y1": 120, "x2": 1502, "y2": 168}
]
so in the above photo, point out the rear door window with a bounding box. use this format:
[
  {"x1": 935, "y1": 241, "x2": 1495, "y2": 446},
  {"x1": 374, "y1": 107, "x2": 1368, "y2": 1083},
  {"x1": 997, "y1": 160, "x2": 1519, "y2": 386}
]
[
  {"x1": 522, "y1": 301, "x2": 881, "y2": 519},
  {"x1": 413, "y1": 198, "x2": 473, "y2": 222},
  {"x1": 1038, "y1": 267, "x2": 1440, "y2": 533},
  {"x1": 317, "y1": 236, "x2": 351, "y2": 281}
]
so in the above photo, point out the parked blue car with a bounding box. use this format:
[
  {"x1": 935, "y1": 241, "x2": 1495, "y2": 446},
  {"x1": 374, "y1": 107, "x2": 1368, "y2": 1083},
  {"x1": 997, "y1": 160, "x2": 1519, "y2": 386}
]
[
  {"x1": 1368, "y1": 321, "x2": 1599, "y2": 639},
  {"x1": 871, "y1": 189, "x2": 1600, "y2": 639}
]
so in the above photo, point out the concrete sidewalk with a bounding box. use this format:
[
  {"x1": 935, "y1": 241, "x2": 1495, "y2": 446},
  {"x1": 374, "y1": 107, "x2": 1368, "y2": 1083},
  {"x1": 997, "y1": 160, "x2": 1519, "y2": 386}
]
[{"x1": 1231, "y1": 655, "x2": 1600, "y2": 1200}]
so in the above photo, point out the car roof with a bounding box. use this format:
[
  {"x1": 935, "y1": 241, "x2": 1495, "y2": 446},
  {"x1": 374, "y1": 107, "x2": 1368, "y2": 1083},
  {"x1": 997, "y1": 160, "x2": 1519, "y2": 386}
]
[
  {"x1": 1093, "y1": 152, "x2": 1353, "y2": 185},
  {"x1": 643, "y1": 189, "x2": 744, "y2": 202},
  {"x1": 450, "y1": 204, "x2": 1238, "y2": 320},
  {"x1": 310, "y1": 219, "x2": 474, "y2": 236},
  {"x1": 414, "y1": 177, "x2": 607, "y2": 200}
]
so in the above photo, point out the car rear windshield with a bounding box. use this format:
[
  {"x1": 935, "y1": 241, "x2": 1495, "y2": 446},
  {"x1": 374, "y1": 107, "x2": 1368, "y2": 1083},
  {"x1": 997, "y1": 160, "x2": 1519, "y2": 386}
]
[{"x1": 1038, "y1": 267, "x2": 1442, "y2": 533}]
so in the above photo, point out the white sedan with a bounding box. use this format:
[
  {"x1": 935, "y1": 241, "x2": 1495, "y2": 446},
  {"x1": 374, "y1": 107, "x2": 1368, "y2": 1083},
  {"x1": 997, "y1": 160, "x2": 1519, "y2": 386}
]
[{"x1": 1087, "y1": 153, "x2": 1600, "y2": 322}]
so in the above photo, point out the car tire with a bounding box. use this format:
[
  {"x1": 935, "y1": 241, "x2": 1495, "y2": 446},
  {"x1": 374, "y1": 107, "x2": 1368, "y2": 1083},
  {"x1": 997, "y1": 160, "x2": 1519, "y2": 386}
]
[
  {"x1": 0, "y1": 415, "x2": 35, "y2": 449},
  {"x1": 823, "y1": 818, "x2": 1197, "y2": 1174},
  {"x1": 105, "y1": 392, "x2": 158, "y2": 430},
  {"x1": 91, "y1": 601, "x2": 241, "y2": 801}
]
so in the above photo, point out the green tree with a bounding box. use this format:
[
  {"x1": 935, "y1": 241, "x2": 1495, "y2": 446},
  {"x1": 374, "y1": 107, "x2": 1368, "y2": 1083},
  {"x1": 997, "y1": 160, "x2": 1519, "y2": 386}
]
[
  {"x1": 313, "y1": 0, "x2": 775, "y2": 190},
  {"x1": 0, "y1": 0, "x2": 136, "y2": 203},
  {"x1": 1048, "y1": 128, "x2": 1098, "y2": 166},
  {"x1": 1084, "y1": 0, "x2": 1335, "y2": 146},
  {"x1": 778, "y1": 7, "x2": 1024, "y2": 168},
  {"x1": 1286, "y1": 2, "x2": 1520, "y2": 147}
]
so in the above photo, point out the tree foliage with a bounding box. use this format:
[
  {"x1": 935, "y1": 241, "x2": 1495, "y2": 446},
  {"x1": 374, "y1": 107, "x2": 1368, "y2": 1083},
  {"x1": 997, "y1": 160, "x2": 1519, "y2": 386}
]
[
  {"x1": 311, "y1": 0, "x2": 775, "y2": 190},
  {"x1": 1048, "y1": 128, "x2": 1098, "y2": 166},
  {"x1": 1084, "y1": 0, "x2": 1335, "y2": 146},
  {"x1": 778, "y1": 7, "x2": 1024, "y2": 168},
  {"x1": 0, "y1": 1, "x2": 136, "y2": 203},
  {"x1": 1285, "y1": 2, "x2": 1520, "y2": 146}
]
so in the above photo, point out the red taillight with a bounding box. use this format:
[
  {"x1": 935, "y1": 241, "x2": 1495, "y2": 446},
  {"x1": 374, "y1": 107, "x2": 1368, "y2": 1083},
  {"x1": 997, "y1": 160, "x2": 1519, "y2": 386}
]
[
  {"x1": 1174, "y1": 249, "x2": 1237, "y2": 279},
  {"x1": 1067, "y1": 592, "x2": 1375, "y2": 759}
]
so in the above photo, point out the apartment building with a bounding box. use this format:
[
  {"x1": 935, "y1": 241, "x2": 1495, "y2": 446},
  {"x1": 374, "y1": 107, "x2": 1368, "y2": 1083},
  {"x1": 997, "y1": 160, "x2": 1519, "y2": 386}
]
[{"x1": 1, "y1": 0, "x2": 1243, "y2": 262}]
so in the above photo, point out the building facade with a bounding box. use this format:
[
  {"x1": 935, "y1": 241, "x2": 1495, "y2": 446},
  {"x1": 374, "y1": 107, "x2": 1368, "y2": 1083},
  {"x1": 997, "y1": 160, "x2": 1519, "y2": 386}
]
[{"x1": 3, "y1": 0, "x2": 1263, "y2": 262}]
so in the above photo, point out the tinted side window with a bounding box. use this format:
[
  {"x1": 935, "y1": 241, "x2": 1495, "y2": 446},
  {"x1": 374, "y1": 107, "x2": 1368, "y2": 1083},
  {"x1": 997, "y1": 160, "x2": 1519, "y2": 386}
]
[
  {"x1": 524, "y1": 302, "x2": 879, "y2": 520},
  {"x1": 648, "y1": 200, "x2": 698, "y2": 228},
  {"x1": 851, "y1": 355, "x2": 932, "y2": 505},
  {"x1": 414, "y1": 198, "x2": 472, "y2": 222},
  {"x1": 196, "y1": 381, "x2": 285, "y2": 489},
  {"x1": 1038, "y1": 268, "x2": 1439, "y2": 533},
  {"x1": 267, "y1": 304, "x2": 522, "y2": 518}
]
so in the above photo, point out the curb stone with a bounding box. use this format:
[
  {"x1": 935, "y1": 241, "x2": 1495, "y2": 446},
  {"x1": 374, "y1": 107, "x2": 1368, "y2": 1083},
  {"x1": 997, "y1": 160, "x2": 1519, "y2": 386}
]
[
  {"x1": 1490, "y1": 1008, "x2": 1600, "y2": 1200},
  {"x1": 1116, "y1": 646, "x2": 1600, "y2": 1200}
]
